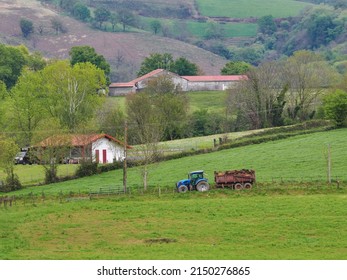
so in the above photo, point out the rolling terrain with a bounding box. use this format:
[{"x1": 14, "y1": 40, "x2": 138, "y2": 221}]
[{"x1": 0, "y1": 0, "x2": 228, "y2": 78}]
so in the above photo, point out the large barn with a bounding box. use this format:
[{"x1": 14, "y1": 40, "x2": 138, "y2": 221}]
[{"x1": 109, "y1": 69, "x2": 247, "y2": 96}]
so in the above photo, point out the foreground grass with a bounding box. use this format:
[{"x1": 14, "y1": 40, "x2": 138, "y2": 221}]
[{"x1": 0, "y1": 190, "x2": 346, "y2": 260}]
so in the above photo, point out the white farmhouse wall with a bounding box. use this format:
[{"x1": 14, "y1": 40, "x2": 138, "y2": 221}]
[
  {"x1": 187, "y1": 81, "x2": 238, "y2": 91},
  {"x1": 92, "y1": 138, "x2": 124, "y2": 163}
]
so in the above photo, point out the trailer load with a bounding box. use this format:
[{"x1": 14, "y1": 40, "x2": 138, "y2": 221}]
[{"x1": 214, "y1": 169, "x2": 255, "y2": 189}]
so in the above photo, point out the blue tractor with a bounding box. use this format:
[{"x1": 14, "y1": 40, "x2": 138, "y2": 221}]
[{"x1": 176, "y1": 170, "x2": 210, "y2": 193}]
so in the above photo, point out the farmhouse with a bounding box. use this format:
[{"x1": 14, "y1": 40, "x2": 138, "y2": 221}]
[
  {"x1": 36, "y1": 134, "x2": 131, "y2": 164},
  {"x1": 109, "y1": 69, "x2": 247, "y2": 96}
]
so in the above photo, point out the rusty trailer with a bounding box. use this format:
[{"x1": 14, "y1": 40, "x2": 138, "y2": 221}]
[{"x1": 214, "y1": 169, "x2": 256, "y2": 189}]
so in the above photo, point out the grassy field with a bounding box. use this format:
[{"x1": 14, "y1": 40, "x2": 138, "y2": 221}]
[
  {"x1": 1, "y1": 190, "x2": 346, "y2": 259},
  {"x1": 6, "y1": 128, "x2": 347, "y2": 197},
  {"x1": 196, "y1": 0, "x2": 313, "y2": 18},
  {"x1": 108, "y1": 90, "x2": 227, "y2": 113},
  {"x1": 140, "y1": 17, "x2": 258, "y2": 38}
]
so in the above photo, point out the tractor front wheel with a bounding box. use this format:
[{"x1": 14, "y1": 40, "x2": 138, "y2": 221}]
[
  {"x1": 178, "y1": 185, "x2": 188, "y2": 193},
  {"x1": 196, "y1": 181, "x2": 210, "y2": 192}
]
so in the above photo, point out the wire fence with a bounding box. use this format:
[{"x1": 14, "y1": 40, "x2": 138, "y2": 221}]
[{"x1": 1, "y1": 179, "x2": 345, "y2": 208}]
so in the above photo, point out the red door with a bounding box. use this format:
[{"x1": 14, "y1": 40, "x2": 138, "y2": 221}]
[
  {"x1": 95, "y1": 150, "x2": 100, "y2": 163},
  {"x1": 102, "y1": 149, "x2": 107, "y2": 164}
]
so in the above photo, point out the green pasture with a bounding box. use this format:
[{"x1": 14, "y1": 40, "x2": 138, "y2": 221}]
[
  {"x1": 141, "y1": 17, "x2": 257, "y2": 38},
  {"x1": 196, "y1": 0, "x2": 313, "y2": 18},
  {"x1": 0, "y1": 164, "x2": 78, "y2": 186},
  {"x1": 107, "y1": 90, "x2": 227, "y2": 114},
  {"x1": 7, "y1": 128, "x2": 347, "y2": 197},
  {"x1": 0, "y1": 191, "x2": 346, "y2": 259}
]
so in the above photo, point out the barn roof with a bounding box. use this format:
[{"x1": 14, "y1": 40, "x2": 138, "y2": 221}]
[
  {"x1": 109, "y1": 69, "x2": 166, "y2": 88},
  {"x1": 182, "y1": 75, "x2": 247, "y2": 82}
]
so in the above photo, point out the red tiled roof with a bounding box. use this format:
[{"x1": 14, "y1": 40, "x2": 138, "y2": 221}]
[
  {"x1": 182, "y1": 75, "x2": 248, "y2": 82},
  {"x1": 36, "y1": 134, "x2": 132, "y2": 149},
  {"x1": 109, "y1": 82, "x2": 135, "y2": 88},
  {"x1": 109, "y1": 69, "x2": 165, "y2": 88}
]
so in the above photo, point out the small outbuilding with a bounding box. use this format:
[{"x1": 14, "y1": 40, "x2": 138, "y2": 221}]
[{"x1": 36, "y1": 134, "x2": 131, "y2": 164}]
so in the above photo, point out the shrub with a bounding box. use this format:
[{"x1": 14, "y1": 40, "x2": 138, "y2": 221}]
[{"x1": 75, "y1": 161, "x2": 98, "y2": 177}]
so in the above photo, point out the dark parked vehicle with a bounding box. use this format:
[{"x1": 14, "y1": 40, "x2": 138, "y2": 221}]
[{"x1": 14, "y1": 150, "x2": 37, "y2": 165}]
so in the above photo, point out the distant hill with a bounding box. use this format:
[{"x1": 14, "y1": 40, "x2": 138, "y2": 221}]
[{"x1": 0, "y1": 0, "x2": 228, "y2": 81}]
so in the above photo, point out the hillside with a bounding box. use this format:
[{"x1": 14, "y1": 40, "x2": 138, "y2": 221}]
[
  {"x1": 0, "y1": 0, "x2": 228, "y2": 79},
  {"x1": 9, "y1": 128, "x2": 347, "y2": 196}
]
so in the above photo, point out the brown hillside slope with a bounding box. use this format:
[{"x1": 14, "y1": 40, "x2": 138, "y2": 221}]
[{"x1": 0, "y1": 0, "x2": 227, "y2": 79}]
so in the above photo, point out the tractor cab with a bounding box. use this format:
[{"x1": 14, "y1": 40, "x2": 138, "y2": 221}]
[{"x1": 176, "y1": 170, "x2": 210, "y2": 193}]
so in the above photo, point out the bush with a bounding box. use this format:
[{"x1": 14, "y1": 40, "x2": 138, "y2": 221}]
[
  {"x1": 75, "y1": 161, "x2": 98, "y2": 177},
  {"x1": 0, "y1": 174, "x2": 22, "y2": 192}
]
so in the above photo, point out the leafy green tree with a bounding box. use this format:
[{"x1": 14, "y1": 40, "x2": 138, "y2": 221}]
[
  {"x1": 94, "y1": 7, "x2": 111, "y2": 29},
  {"x1": 110, "y1": 13, "x2": 118, "y2": 32},
  {"x1": 221, "y1": 61, "x2": 251, "y2": 75},
  {"x1": 258, "y1": 15, "x2": 277, "y2": 35},
  {"x1": 69, "y1": 45, "x2": 110, "y2": 82},
  {"x1": 0, "y1": 44, "x2": 26, "y2": 89},
  {"x1": 73, "y1": 2, "x2": 90, "y2": 21},
  {"x1": 204, "y1": 22, "x2": 225, "y2": 39},
  {"x1": 138, "y1": 53, "x2": 198, "y2": 76},
  {"x1": 7, "y1": 69, "x2": 47, "y2": 146},
  {"x1": 307, "y1": 13, "x2": 343, "y2": 48},
  {"x1": 172, "y1": 57, "x2": 199, "y2": 76},
  {"x1": 323, "y1": 90, "x2": 347, "y2": 127},
  {"x1": 118, "y1": 9, "x2": 136, "y2": 31},
  {"x1": 42, "y1": 60, "x2": 107, "y2": 132},
  {"x1": 137, "y1": 53, "x2": 174, "y2": 76},
  {"x1": 20, "y1": 18, "x2": 34, "y2": 38},
  {"x1": 150, "y1": 20, "x2": 161, "y2": 34},
  {"x1": 0, "y1": 136, "x2": 21, "y2": 192}
]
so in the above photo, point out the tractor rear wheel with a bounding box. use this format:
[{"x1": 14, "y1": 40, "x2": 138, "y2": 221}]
[
  {"x1": 178, "y1": 185, "x2": 188, "y2": 193},
  {"x1": 196, "y1": 181, "x2": 210, "y2": 192}
]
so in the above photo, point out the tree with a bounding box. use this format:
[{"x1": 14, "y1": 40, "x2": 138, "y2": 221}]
[
  {"x1": 258, "y1": 15, "x2": 277, "y2": 35},
  {"x1": 51, "y1": 18, "x2": 66, "y2": 34},
  {"x1": 323, "y1": 90, "x2": 347, "y2": 127},
  {"x1": 228, "y1": 61, "x2": 288, "y2": 129},
  {"x1": 0, "y1": 44, "x2": 26, "y2": 89},
  {"x1": 284, "y1": 50, "x2": 338, "y2": 121},
  {"x1": 204, "y1": 21, "x2": 225, "y2": 39},
  {"x1": 137, "y1": 53, "x2": 174, "y2": 76},
  {"x1": 126, "y1": 93, "x2": 163, "y2": 190},
  {"x1": 94, "y1": 7, "x2": 111, "y2": 29},
  {"x1": 20, "y1": 18, "x2": 34, "y2": 38},
  {"x1": 307, "y1": 13, "x2": 342, "y2": 48},
  {"x1": 7, "y1": 69, "x2": 47, "y2": 147},
  {"x1": 73, "y1": 2, "x2": 90, "y2": 21},
  {"x1": 118, "y1": 9, "x2": 136, "y2": 31},
  {"x1": 221, "y1": 61, "x2": 251, "y2": 75},
  {"x1": 110, "y1": 13, "x2": 118, "y2": 32},
  {"x1": 150, "y1": 20, "x2": 161, "y2": 34},
  {"x1": 0, "y1": 136, "x2": 21, "y2": 192},
  {"x1": 172, "y1": 57, "x2": 199, "y2": 76},
  {"x1": 42, "y1": 60, "x2": 107, "y2": 132},
  {"x1": 69, "y1": 45, "x2": 111, "y2": 81},
  {"x1": 143, "y1": 75, "x2": 189, "y2": 140}
]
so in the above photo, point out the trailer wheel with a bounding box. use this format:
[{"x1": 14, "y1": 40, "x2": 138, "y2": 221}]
[
  {"x1": 196, "y1": 181, "x2": 210, "y2": 192},
  {"x1": 178, "y1": 185, "x2": 188, "y2": 193},
  {"x1": 244, "y1": 183, "x2": 252, "y2": 189},
  {"x1": 234, "y1": 183, "x2": 243, "y2": 190}
]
